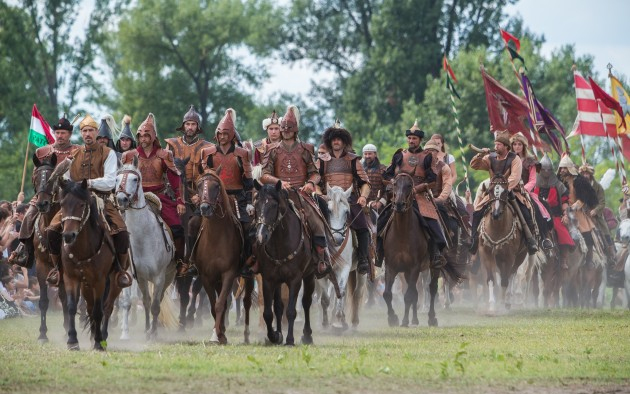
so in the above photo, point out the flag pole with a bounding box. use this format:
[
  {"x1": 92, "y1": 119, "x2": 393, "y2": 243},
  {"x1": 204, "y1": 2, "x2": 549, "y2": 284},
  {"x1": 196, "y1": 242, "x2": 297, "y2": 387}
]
[
  {"x1": 607, "y1": 63, "x2": 628, "y2": 188},
  {"x1": 20, "y1": 140, "x2": 30, "y2": 194}
]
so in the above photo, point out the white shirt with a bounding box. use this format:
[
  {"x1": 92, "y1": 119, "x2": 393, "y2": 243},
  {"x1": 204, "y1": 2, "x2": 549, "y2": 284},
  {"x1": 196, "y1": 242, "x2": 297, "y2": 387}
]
[{"x1": 64, "y1": 149, "x2": 118, "y2": 192}]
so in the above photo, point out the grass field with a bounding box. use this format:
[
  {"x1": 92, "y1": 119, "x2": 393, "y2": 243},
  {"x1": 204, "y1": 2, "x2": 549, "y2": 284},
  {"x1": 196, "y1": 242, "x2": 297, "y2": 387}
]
[{"x1": 0, "y1": 301, "x2": 629, "y2": 394}]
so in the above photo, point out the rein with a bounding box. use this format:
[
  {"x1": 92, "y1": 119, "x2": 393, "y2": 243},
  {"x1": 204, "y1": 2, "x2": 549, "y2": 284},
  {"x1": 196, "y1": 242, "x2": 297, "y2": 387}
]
[
  {"x1": 196, "y1": 173, "x2": 226, "y2": 218},
  {"x1": 116, "y1": 168, "x2": 144, "y2": 208},
  {"x1": 61, "y1": 203, "x2": 91, "y2": 235},
  {"x1": 61, "y1": 196, "x2": 113, "y2": 266},
  {"x1": 259, "y1": 196, "x2": 305, "y2": 265},
  {"x1": 392, "y1": 173, "x2": 414, "y2": 212}
]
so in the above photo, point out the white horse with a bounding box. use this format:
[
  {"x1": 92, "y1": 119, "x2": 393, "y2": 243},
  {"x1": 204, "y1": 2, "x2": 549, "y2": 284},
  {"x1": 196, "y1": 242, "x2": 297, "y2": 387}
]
[
  {"x1": 116, "y1": 159, "x2": 177, "y2": 340},
  {"x1": 317, "y1": 185, "x2": 366, "y2": 332},
  {"x1": 614, "y1": 219, "x2": 630, "y2": 309}
]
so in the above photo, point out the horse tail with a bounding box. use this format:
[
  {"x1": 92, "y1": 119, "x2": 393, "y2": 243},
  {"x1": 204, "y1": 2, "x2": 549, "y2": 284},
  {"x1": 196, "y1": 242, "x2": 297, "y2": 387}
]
[{"x1": 440, "y1": 255, "x2": 467, "y2": 285}]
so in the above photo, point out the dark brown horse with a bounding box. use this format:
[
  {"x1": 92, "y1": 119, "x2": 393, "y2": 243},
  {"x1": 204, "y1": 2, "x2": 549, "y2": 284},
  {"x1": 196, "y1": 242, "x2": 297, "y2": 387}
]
[
  {"x1": 253, "y1": 181, "x2": 315, "y2": 346},
  {"x1": 382, "y1": 173, "x2": 462, "y2": 327},
  {"x1": 58, "y1": 179, "x2": 122, "y2": 350},
  {"x1": 30, "y1": 153, "x2": 69, "y2": 343},
  {"x1": 193, "y1": 169, "x2": 253, "y2": 344},
  {"x1": 477, "y1": 175, "x2": 527, "y2": 311}
]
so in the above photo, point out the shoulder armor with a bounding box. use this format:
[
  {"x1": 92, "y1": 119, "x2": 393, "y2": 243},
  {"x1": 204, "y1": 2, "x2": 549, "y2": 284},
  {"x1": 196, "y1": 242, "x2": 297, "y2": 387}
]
[
  {"x1": 121, "y1": 149, "x2": 138, "y2": 164},
  {"x1": 234, "y1": 146, "x2": 251, "y2": 160},
  {"x1": 201, "y1": 144, "x2": 217, "y2": 158},
  {"x1": 35, "y1": 145, "x2": 54, "y2": 160},
  {"x1": 301, "y1": 142, "x2": 315, "y2": 154},
  {"x1": 344, "y1": 152, "x2": 358, "y2": 161}
]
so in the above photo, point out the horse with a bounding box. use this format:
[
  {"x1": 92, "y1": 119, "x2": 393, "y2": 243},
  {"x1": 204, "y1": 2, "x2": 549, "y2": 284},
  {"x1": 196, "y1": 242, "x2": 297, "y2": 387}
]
[
  {"x1": 477, "y1": 175, "x2": 528, "y2": 311},
  {"x1": 614, "y1": 219, "x2": 630, "y2": 309},
  {"x1": 381, "y1": 173, "x2": 463, "y2": 327},
  {"x1": 29, "y1": 153, "x2": 69, "y2": 343},
  {"x1": 58, "y1": 179, "x2": 122, "y2": 350},
  {"x1": 115, "y1": 159, "x2": 177, "y2": 340},
  {"x1": 318, "y1": 185, "x2": 365, "y2": 332},
  {"x1": 253, "y1": 181, "x2": 316, "y2": 345},
  {"x1": 193, "y1": 169, "x2": 253, "y2": 344}
]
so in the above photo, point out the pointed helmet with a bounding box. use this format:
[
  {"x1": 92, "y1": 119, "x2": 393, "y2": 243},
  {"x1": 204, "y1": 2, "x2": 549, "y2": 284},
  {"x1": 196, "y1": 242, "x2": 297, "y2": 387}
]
[
  {"x1": 79, "y1": 114, "x2": 98, "y2": 131},
  {"x1": 137, "y1": 113, "x2": 161, "y2": 148},
  {"x1": 215, "y1": 108, "x2": 237, "y2": 142},
  {"x1": 176, "y1": 105, "x2": 203, "y2": 134},
  {"x1": 405, "y1": 119, "x2": 424, "y2": 138},
  {"x1": 280, "y1": 105, "x2": 300, "y2": 133},
  {"x1": 557, "y1": 152, "x2": 578, "y2": 176}
]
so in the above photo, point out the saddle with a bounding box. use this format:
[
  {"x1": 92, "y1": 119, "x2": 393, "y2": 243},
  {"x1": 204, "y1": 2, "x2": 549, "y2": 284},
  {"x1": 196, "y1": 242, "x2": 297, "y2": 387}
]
[{"x1": 144, "y1": 192, "x2": 174, "y2": 251}]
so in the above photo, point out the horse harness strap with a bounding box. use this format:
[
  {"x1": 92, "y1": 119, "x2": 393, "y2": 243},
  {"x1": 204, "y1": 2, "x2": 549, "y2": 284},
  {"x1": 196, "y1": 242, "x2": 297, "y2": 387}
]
[
  {"x1": 330, "y1": 225, "x2": 350, "y2": 262},
  {"x1": 263, "y1": 198, "x2": 306, "y2": 266}
]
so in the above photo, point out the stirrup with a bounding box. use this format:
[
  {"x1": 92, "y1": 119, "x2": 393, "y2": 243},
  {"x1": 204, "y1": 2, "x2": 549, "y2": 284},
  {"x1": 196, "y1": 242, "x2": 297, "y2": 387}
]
[
  {"x1": 315, "y1": 260, "x2": 332, "y2": 279},
  {"x1": 357, "y1": 259, "x2": 370, "y2": 275},
  {"x1": 541, "y1": 238, "x2": 554, "y2": 250},
  {"x1": 46, "y1": 268, "x2": 61, "y2": 287},
  {"x1": 116, "y1": 271, "x2": 133, "y2": 288}
]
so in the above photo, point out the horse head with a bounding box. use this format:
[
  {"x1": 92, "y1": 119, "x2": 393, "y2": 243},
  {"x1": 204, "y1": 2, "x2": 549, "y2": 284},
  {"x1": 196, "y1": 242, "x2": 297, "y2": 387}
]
[
  {"x1": 32, "y1": 153, "x2": 58, "y2": 213},
  {"x1": 116, "y1": 156, "x2": 143, "y2": 210},
  {"x1": 327, "y1": 184, "x2": 352, "y2": 246},
  {"x1": 488, "y1": 175, "x2": 508, "y2": 220},
  {"x1": 253, "y1": 180, "x2": 286, "y2": 244},
  {"x1": 392, "y1": 173, "x2": 414, "y2": 213},
  {"x1": 59, "y1": 179, "x2": 93, "y2": 245},
  {"x1": 619, "y1": 219, "x2": 630, "y2": 243},
  {"x1": 196, "y1": 169, "x2": 227, "y2": 218}
]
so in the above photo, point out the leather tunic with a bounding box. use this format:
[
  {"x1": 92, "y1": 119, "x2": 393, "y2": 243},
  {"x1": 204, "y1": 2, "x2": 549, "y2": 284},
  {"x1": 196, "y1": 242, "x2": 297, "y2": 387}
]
[
  {"x1": 165, "y1": 137, "x2": 212, "y2": 183},
  {"x1": 200, "y1": 144, "x2": 252, "y2": 191},
  {"x1": 121, "y1": 148, "x2": 179, "y2": 189},
  {"x1": 322, "y1": 155, "x2": 354, "y2": 190},
  {"x1": 397, "y1": 149, "x2": 431, "y2": 184},
  {"x1": 36, "y1": 144, "x2": 79, "y2": 163},
  {"x1": 264, "y1": 142, "x2": 317, "y2": 188},
  {"x1": 364, "y1": 161, "x2": 386, "y2": 202},
  {"x1": 69, "y1": 145, "x2": 110, "y2": 182}
]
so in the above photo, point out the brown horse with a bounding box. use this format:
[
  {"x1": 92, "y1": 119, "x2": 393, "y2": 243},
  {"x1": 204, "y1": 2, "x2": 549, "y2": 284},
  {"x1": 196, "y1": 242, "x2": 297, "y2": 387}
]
[
  {"x1": 58, "y1": 179, "x2": 122, "y2": 350},
  {"x1": 382, "y1": 173, "x2": 463, "y2": 327},
  {"x1": 29, "y1": 153, "x2": 69, "y2": 343},
  {"x1": 193, "y1": 170, "x2": 253, "y2": 344},
  {"x1": 253, "y1": 181, "x2": 315, "y2": 346},
  {"x1": 477, "y1": 175, "x2": 527, "y2": 311}
]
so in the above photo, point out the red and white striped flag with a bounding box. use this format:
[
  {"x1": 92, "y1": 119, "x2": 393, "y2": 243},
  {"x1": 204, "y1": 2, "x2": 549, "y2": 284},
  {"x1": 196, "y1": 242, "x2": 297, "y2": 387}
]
[{"x1": 569, "y1": 70, "x2": 617, "y2": 138}]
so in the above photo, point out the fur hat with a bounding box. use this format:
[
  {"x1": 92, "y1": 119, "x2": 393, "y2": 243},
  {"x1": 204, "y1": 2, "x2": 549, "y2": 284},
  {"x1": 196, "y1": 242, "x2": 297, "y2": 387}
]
[
  {"x1": 79, "y1": 114, "x2": 98, "y2": 131},
  {"x1": 54, "y1": 114, "x2": 73, "y2": 132},
  {"x1": 176, "y1": 105, "x2": 203, "y2": 134},
  {"x1": 510, "y1": 132, "x2": 528, "y2": 148},
  {"x1": 405, "y1": 119, "x2": 424, "y2": 138},
  {"x1": 322, "y1": 119, "x2": 352, "y2": 152},
  {"x1": 494, "y1": 131, "x2": 511, "y2": 148},
  {"x1": 423, "y1": 139, "x2": 441, "y2": 151},
  {"x1": 280, "y1": 105, "x2": 300, "y2": 133},
  {"x1": 557, "y1": 153, "x2": 578, "y2": 176},
  {"x1": 215, "y1": 108, "x2": 237, "y2": 142},
  {"x1": 578, "y1": 163, "x2": 595, "y2": 174},
  {"x1": 262, "y1": 110, "x2": 280, "y2": 131},
  {"x1": 137, "y1": 113, "x2": 161, "y2": 148}
]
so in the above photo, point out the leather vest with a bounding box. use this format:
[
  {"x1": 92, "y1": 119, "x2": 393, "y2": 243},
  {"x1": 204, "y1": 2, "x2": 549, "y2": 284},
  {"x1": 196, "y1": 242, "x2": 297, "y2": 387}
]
[
  {"x1": 364, "y1": 162, "x2": 386, "y2": 201},
  {"x1": 273, "y1": 142, "x2": 309, "y2": 188},
  {"x1": 206, "y1": 148, "x2": 244, "y2": 191},
  {"x1": 323, "y1": 156, "x2": 354, "y2": 190},
  {"x1": 165, "y1": 137, "x2": 211, "y2": 183},
  {"x1": 398, "y1": 149, "x2": 430, "y2": 184},
  {"x1": 36, "y1": 144, "x2": 79, "y2": 163},
  {"x1": 69, "y1": 145, "x2": 109, "y2": 182},
  {"x1": 489, "y1": 151, "x2": 516, "y2": 178}
]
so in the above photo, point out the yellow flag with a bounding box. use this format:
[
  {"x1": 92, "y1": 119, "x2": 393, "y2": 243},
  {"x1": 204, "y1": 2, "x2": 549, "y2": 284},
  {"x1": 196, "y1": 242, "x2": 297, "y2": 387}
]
[{"x1": 610, "y1": 75, "x2": 630, "y2": 134}]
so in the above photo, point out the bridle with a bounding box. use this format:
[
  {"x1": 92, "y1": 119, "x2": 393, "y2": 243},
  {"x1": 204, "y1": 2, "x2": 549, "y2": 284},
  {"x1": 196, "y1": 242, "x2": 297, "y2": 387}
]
[
  {"x1": 196, "y1": 172, "x2": 225, "y2": 218},
  {"x1": 116, "y1": 168, "x2": 142, "y2": 207},
  {"x1": 61, "y1": 200, "x2": 91, "y2": 235},
  {"x1": 254, "y1": 192, "x2": 287, "y2": 235},
  {"x1": 393, "y1": 173, "x2": 414, "y2": 212},
  {"x1": 34, "y1": 165, "x2": 58, "y2": 203}
]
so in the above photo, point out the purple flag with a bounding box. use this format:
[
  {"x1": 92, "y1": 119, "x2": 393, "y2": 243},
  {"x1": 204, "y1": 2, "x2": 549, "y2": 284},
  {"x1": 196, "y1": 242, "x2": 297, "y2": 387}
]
[{"x1": 521, "y1": 72, "x2": 569, "y2": 154}]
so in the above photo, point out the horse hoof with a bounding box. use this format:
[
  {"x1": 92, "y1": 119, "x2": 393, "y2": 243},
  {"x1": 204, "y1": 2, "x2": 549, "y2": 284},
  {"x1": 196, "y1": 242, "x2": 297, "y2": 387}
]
[
  {"x1": 38, "y1": 337, "x2": 49, "y2": 345},
  {"x1": 412, "y1": 318, "x2": 420, "y2": 326},
  {"x1": 400, "y1": 321, "x2": 409, "y2": 328},
  {"x1": 428, "y1": 318, "x2": 438, "y2": 327},
  {"x1": 388, "y1": 315, "x2": 399, "y2": 327},
  {"x1": 284, "y1": 341, "x2": 295, "y2": 347},
  {"x1": 210, "y1": 328, "x2": 219, "y2": 343},
  {"x1": 301, "y1": 335, "x2": 313, "y2": 345},
  {"x1": 68, "y1": 343, "x2": 80, "y2": 351},
  {"x1": 120, "y1": 333, "x2": 130, "y2": 341}
]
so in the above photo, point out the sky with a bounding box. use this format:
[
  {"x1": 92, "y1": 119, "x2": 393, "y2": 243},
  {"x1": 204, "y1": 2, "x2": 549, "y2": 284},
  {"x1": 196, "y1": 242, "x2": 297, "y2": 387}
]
[{"x1": 258, "y1": 0, "x2": 630, "y2": 100}]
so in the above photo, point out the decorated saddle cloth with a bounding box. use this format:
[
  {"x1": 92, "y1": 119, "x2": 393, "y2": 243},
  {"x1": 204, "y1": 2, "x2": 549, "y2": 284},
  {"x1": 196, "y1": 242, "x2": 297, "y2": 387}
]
[{"x1": 144, "y1": 192, "x2": 174, "y2": 248}]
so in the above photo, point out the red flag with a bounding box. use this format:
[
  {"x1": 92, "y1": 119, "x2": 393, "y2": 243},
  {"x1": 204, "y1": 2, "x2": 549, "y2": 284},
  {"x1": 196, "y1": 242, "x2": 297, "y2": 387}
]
[
  {"x1": 570, "y1": 71, "x2": 617, "y2": 138},
  {"x1": 589, "y1": 77, "x2": 627, "y2": 129},
  {"x1": 500, "y1": 29, "x2": 520, "y2": 52},
  {"x1": 621, "y1": 134, "x2": 630, "y2": 162},
  {"x1": 443, "y1": 56, "x2": 457, "y2": 83}
]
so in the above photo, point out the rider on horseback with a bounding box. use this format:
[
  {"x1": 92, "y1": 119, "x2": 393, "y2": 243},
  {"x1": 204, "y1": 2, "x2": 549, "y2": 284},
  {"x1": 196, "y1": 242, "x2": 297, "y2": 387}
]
[
  {"x1": 115, "y1": 115, "x2": 137, "y2": 154},
  {"x1": 318, "y1": 120, "x2": 372, "y2": 276},
  {"x1": 377, "y1": 120, "x2": 449, "y2": 269},
  {"x1": 362, "y1": 144, "x2": 387, "y2": 218},
  {"x1": 10, "y1": 115, "x2": 79, "y2": 269},
  {"x1": 259, "y1": 105, "x2": 332, "y2": 277},
  {"x1": 469, "y1": 131, "x2": 539, "y2": 256},
  {"x1": 192, "y1": 108, "x2": 254, "y2": 276},
  {"x1": 253, "y1": 110, "x2": 282, "y2": 166},
  {"x1": 46, "y1": 114, "x2": 132, "y2": 288},
  {"x1": 121, "y1": 113, "x2": 187, "y2": 277}
]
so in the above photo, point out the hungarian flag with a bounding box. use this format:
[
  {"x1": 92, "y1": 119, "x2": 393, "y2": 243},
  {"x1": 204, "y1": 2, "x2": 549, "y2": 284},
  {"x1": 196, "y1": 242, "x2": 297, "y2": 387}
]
[
  {"x1": 443, "y1": 56, "x2": 460, "y2": 99},
  {"x1": 569, "y1": 71, "x2": 617, "y2": 138},
  {"x1": 481, "y1": 67, "x2": 537, "y2": 145},
  {"x1": 610, "y1": 74, "x2": 630, "y2": 134},
  {"x1": 29, "y1": 104, "x2": 55, "y2": 147},
  {"x1": 500, "y1": 29, "x2": 521, "y2": 51}
]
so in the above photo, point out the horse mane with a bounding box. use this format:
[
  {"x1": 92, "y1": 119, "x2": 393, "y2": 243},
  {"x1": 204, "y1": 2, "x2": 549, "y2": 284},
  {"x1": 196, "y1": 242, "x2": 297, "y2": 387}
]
[
  {"x1": 202, "y1": 169, "x2": 234, "y2": 216},
  {"x1": 61, "y1": 180, "x2": 100, "y2": 228},
  {"x1": 329, "y1": 187, "x2": 349, "y2": 217}
]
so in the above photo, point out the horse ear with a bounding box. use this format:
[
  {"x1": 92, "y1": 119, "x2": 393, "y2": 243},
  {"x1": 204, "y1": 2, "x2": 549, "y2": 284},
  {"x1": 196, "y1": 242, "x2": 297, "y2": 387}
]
[
  {"x1": 50, "y1": 153, "x2": 57, "y2": 167},
  {"x1": 81, "y1": 179, "x2": 88, "y2": 189},
  {"x1": 254, "y1": 179, "x2": 262, "y2": 191},
  {"x1": 132, "y1": 155, "x2": 138, "y2": 168},
  {"x1": 275, "y1": 180, "x2": 282, "y2": 192},
  {"x1": 344, "y1": 185, "x2": 353, "y2": 198},
  {"x1": 215, "y1": 164, "x2": 222, "y2": 177},
  {"x1": 32, "y1": 153, "x2": 41, "y2": 168},
  {"x1": 198, "y1": 162, "x2": 204, "y2": 176}
]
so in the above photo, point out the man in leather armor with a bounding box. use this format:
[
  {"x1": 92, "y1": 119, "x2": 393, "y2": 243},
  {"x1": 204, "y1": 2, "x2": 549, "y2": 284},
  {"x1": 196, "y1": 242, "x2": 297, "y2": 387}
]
[
  {"x1": 46, "y1": 114, "x2": 132, "y2": 288},
  {"x1": 121, "y1": 113, "x2": 187, "y2": 275},
  {"x1": 378, "y1": 120, "x2": 448, "y2": 268},
  {"x1": 253, "y1": 110, "x2": 282, "y2": 166},
  {"x1": 362, "y1": 143, "x2": 387, "y2": 220},
  {"x1": 9, "y1": 115, "x2": 79, "y2": 268},
  {"x1": 260, "y1": 105, "x2": 332, "y2": 276},
  {"x1": 423, "y1": 139, "x2": 458, "y2": 243},
  {"x1": 318, "y1": 121, "x2": 372, "y2": 275},
  {"x1": 469, "y1": 131, "x2": 539, "y2": 256}
]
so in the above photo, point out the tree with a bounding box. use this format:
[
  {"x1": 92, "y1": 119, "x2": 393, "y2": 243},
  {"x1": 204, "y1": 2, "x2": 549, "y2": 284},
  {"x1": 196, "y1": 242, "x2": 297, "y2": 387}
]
[{"x1": 100, "y1": 0, "x2": 283, "y2": 142}]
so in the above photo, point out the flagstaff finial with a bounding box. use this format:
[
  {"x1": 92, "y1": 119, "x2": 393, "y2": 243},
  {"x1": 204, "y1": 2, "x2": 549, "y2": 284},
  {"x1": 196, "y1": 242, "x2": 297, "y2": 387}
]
[{"x1": 607, "y1": 63, "x2": 613, "y2": 77}]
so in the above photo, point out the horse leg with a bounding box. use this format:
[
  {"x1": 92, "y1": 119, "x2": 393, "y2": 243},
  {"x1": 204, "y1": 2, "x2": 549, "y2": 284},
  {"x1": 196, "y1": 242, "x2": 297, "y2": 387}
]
[
  {"x1": 64, "y1": 279, "x2": 81, "y2": 350},
  {"x1": 175, "y1": 276, "x2": 192, "y2": 331},
  {"x1": 188, "y1": 276, "x2": 203, "y2": 326},
  {"x1": 284, "y1": 278, "x2": 302, "y2": 346},
  {"x1": 273, "y1": 287, "x2": 284, "y2": 337},
  {"x1": 37, "y1": 272, "x2": 50, "y2": 344},
  {"x1": 148, "y1": 277, "x2": 166, "y2": 340},
  {"x1": 353, "y1": 272, "x2": 366, "y2": 329},
  {"x1": 136, "y1": 279, "x2": 151, "y2": 334},
  {"x1": 213, "y1": 275, "x2": 235, "y2": 345},
  {"x1": 262, "y1": 280, "x2": 281, "y2": 344},
  {"x1": 242, "y1": 277, "x2": 254, "y2": 344},
  {"x1": 401, "y1": 270, "x2": 415, "y2": 327},
  {"x1": 301, "y1": 275, "x2": 315, "y2": 345},
  {"x1": 317, "y1": 279, "x2": 330, "y2": 329},
  {"x1": 91, "y1": 283, "x2": 106, "y2": 351},
  {"x1": 119, "y1": 287, "x2": 131, "y2": 340},
  {"x1": 382, "y1": 267, "x2": 399, "y2": 327}
]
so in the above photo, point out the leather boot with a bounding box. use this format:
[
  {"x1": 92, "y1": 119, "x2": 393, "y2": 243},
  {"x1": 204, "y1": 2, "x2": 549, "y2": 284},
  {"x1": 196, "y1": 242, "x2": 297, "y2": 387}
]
[
  {"x1": 46, "y1": 254, "x2": 61, "y2": 287},
  {"x1": 356, "y1": 230, "x2": 370, "y2": 275},
  {"x1": 430, "y1": 244, "x2": 447, "y2": 269},
  {"x1": 116, "y1": 253, "x2": 133, "y2": 288},
  {"x1": 8, "y1": 242, "x2": 29, "y2": 268},
  {"x1": 469, "y1": 211, "x2": 483, "y2": 254},
  {"x1": 314, "y1": 244, "x2": 332, "y2": 279}
]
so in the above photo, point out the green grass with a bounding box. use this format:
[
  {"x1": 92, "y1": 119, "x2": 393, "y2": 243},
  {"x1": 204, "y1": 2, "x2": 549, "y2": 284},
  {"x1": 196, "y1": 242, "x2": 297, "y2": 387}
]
[{"x1": 0, "y1": 306, "x2": 629, "y2": 393}]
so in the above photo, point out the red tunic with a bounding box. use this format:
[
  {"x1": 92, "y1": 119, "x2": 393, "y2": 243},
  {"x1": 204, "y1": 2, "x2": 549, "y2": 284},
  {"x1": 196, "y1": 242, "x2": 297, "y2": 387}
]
[{"x1": 533, "y1": 186, "x2": 574, "y2": 246}]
